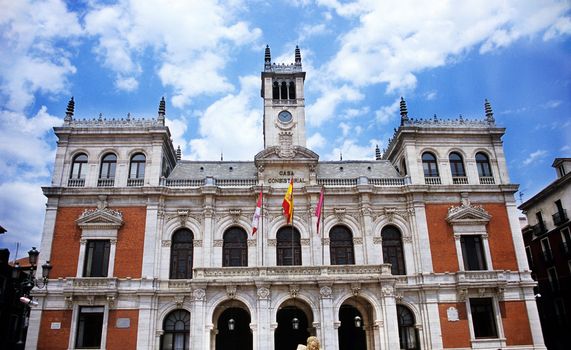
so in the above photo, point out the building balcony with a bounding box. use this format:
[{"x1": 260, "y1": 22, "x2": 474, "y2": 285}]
[
  {"x1": 97, "y1": 178, "x2": 115, "y2": 187},
  {"x1": 452, "y1": 176, "x2": 469, "y2": 185},
  {"x1": 529, "y1": 223, "x2": 548, "y2": 236},
  {"x1": 127, "y1": 178, "x2": 144, "y2": 187},
  {"x1": 479, "y1": 176, "x2": 495, "y2": 184},
  {"x1": 552, "y1": 210, "x2": 568, "y2": 226},
  {"x1": 424, "y1": 176, "x2": 442, "y2": 185},
  {"x1": 67, "y1": 178, "x2": 85, "y2": 187}
]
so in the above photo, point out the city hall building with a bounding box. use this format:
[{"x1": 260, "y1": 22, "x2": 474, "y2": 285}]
[{"x1": 27, "y1": 47, "x2": 545, "y2": 349}]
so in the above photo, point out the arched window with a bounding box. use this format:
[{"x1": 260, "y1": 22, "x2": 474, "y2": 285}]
[
  {"x1": 170, "y1": 229, "x2": 194, "y2": 279},
  {"x1": 276, "y1": 226, "x2": 301, "y2": 266},
  {"x1": 223, "y1": 227, "x2": 248, "y2": 267},
  {"x1": 449, "y1": 152, "x2": 466, "y2": 177},
  {"x1": 69, "y1": 153, "x2": 88, "y2": 186},
  {"x1": 161, "y1": 309, "x2": 190, "y2": 350},
  {"x1": 422, "y1": 152, "x2": 439, "y2": 177},
  {"x1": 476, "y1": 152, "x2": 492, "y2": 177},
  {"x1": 129, "y1": 153, "x2": 146, "y2": 179},
  {"x1": 273, "y1": 81, "x2": 280, "y2": 99},
  {"x1": 280, "y1": 81, "x2": 288, "y2": 99},
  {"x1": 381, "y1": 225, "x2": 406, "y2": 275},
  {"x1": 397, "y1": 305, "x2": 419, "y2": 350},
  {"x1": 329, "y1": 226, "x2": 355, "y2": 265},
  {"x1": 288, "y1": 82, "x2": 296, "y2": 99},
  {"x1": 99, "y1": 153, "x2": 117, "y2": 179}
]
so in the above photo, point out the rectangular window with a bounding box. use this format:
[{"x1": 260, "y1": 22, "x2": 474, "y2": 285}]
[
  {"x1": 541, "y1": 238, "x2": 553, "y2": 264},
  {"x1": 525, "y1": 246, "x2": 534, "y2": 269},
  {"x1": 547, "y1": 267, "x2": 559, "y2": 291},
  {"x1": 461, "y1": 235, "x2": 488, "y2": 270},
  {"x1": 83, "y1": 240, "x2": 110, "y2": 277},
  {"x1": 561, "y1": 227, "x2": 570, "y2": 254},
  {"x1": 76, "y1": 306, "x2": 104, "y2": 348},
  {"x1": 470, "y1": 298, "x2": 498, "y2": 338},
  {"x1": 554, "y1": 298, "x2": 567, "y2": 326},
  {"x1": 536, "y1": 212, "x2": 546, "y2": 233}
]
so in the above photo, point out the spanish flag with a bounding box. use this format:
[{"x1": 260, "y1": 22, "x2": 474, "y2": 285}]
[{"x1": 282, "y1": 178, "x2": 294, "y2": 224}]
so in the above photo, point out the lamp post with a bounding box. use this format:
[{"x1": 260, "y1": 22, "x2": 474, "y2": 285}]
[{"x1": 12, "y1": 247, "x2": 53, "y2": 348}]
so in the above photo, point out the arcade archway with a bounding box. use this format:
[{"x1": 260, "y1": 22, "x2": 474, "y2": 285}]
[
  {"x1": 214, "y1": 301, "x2": 252, "y2": 350},
  {"x1": 275, "y1": 299, "x2": 314, "y2": 350}
]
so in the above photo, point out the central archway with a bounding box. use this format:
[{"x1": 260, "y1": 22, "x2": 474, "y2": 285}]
[
  {"x1": 215, "y1": 304, "x2": 252, "y2": 350},
  {"x1": 275, "y1": 299, "x2": 313, "y2": 350}
]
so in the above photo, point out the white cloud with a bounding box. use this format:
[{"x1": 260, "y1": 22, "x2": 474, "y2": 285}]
[
  {"x1": 323, "y1": 138, "x2": 380, "y2": 161},
  {"x1": 522, "y1": 150, "x2": 548, "y2": 166},
  {"x1": 0, "y1": 181, "x2": 46, "y2": 255},
  {"x1": 542, "y1": 100, "x2": 562, "y2": 109},
  {"x1": 0, "y1": 107, "x2": 61, "y2": 179},
  {"x1": 188, "y1": 75, "x2": 262, "y2": 160},
  {"x1": 318, "y1": 0, "x2": 571, "y2": 92},
  {"x1": 0, "y1": 0, "x2": 81, "y2": 111},
  {"x1": 306, "y1": 84, "x2": 364, "y2": 126},
  {"x1": 307, "y1": 132, "x2": 326, "y2": 150},
  {"x1": 83, "y1": 0, "x2": 261, "y2": 104},
  {"x1": 375, "y1": 98, "x2": 400, "y2": 124}
]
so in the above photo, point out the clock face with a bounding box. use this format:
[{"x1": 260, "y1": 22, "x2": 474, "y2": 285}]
[{"x1": 278, "y1": 111, "x2": 293, "y2": 123}]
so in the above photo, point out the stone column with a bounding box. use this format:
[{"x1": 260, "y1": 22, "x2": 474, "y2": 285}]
[
  {"x1": 256, "y1": 286, "x2": 272, "y2": 349},
  {"x1": 381, "y1": 286, "x2": 400, "y2": 349},
  {"x1": 319, "y1": 285, "x2": 335, "y2": 349},
  {"x1": 411, "y1": 196, "x2": 433, "y2": 273},
  {"x1": 191, "y1": 288, "x2": 207, "y2": 349},
  {"x1": 137, "y1": 295, "x2": 156, "y2": 349},
  {"x1": 141, "y1": 202, "x2": 159, "y2": 278}
]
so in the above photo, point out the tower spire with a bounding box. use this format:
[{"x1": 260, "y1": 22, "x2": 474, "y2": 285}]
[
  {"x1": 64, "y1": 97, "x2": 74, "y2": 124},
  {"x1": 484, "y1": 99, "x2": 495, "y2": 125},
  {"x1": 400, "y1": 97, "x2": 409, "y2": 126},
  {"x1": 264, "y1": 45, "x2": 271, "y2": 70},
  {"x1": 375, "y1": 145, "x2": 381, "y2": 160},
  {"x1": 158, "y1": 97, "x2": 166, "y2": 125},
  {"x1": 295, "y1": 45, "x2": 301, "y2": 66},
  {"x1": 176, "y1": 145, "x2": 181, "y2": 161}
]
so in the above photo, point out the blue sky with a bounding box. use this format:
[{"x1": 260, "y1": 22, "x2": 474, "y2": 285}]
[{"x1": 1, "y1": 0, "x2": 570, "y2": 258}]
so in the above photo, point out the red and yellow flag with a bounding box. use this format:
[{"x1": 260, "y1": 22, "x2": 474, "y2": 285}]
[{"x1": 282, "y1": 178, "x2": 294, "y2": 223}]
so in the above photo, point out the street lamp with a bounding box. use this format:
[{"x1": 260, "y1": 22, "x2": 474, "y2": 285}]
[
  {"x1": 354, "y1": 316, "x2": 362, "y2": 328},
  {"x1": 12, "y1": 247, "x2": 53, "y2": 347},
  {"x1": 292, "y1": 317, "x2": 300, "y2": 330}
]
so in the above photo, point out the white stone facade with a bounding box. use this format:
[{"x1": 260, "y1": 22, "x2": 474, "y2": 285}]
[{"x1": 27, "y1": 48, "x2": 545, "y2": 350}]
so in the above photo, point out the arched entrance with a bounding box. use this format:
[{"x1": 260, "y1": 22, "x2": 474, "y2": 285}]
[
  {"x1": 215, "y1": 304, "x2": 252, "y2": 350},
  {"x1": 338, "y1": 297, "x2": 375, "y2": 350},
  {"x1": 275, "y1": 300, "x2": 313, "y2": 350}
]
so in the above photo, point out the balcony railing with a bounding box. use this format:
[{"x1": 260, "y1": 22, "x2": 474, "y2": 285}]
[
  {"x1": 318, "y1": 178, "x2": 358, "y2": 186},
  {"x1": 369, "y1": 178, "x2": 406, "y2": 186},
  {"x1": 452, "y1": 176, "x2": 469, "y2": 184},
  {"x1": 127, "y1": 178, "x2": 144, "y2": 187},
  {"x1": 424, "y1": 176, "x2": 442, "y2": 185},
  {"x1": 67, "y1": 178, "x2": 85, "y2": 187},
  {"x1": 479, "y1": 176, "x2": 495, "y2": 184},
  {"x1": 162, "y1": 179, "x2": 205, "y2": 187},
  {"x1": 530, "y1": 223, "x2": 548, "y2": 236},
  {"x1": 552, "y1": 210, "x2": 568, "y2": 226},
  {"x1": 216, "y1": 178, "x2": 257, "y2": 187},
  {"x1": 97, "y1": 178, "x2": 115, "y2": 187}
]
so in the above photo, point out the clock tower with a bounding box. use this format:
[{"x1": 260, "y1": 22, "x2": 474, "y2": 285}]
[{"x1": 261, "y1": 45, "x2": 307, "y2": 151}]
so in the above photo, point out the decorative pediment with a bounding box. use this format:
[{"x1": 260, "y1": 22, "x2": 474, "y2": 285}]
[
  {"x1": 446, "y1": 201, "x2": 491, "y2": 225},
  {"x1": 76, "y1": 207, "x2": 124, "y2": 229},
  {"x1": 254, "y1": 146, "x2": 319, "y2": 163}
]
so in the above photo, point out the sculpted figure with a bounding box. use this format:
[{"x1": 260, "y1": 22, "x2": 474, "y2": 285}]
[{"x1": 296, "y1": 336, "x2": 320, "y2": 350}]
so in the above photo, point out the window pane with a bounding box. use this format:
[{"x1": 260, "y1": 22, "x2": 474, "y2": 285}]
[
  {"x1": 223, "y1": 227, "x2": 247, "y2": 266},
  {"x1": 382, "y1": 226, "x2": 406, "y2": 275},
  {"x1": 76, "y1": 307, "x2": 104, "y2": 348},
  {"x1": 330, "y1": 226, "x2": 354, "y2": 265},
  {"x1": 277, "y1": 227, "x2": 301, "y2": 266},
  {"x1": 470, "y1": 298, "x2": 498, "y2": 338},
  {"x1": 461, "y1": 235, "x2": 487, "y2": 270},
  {"x1": 84, "y1": 240, "x2": 110, "y2": 277}
]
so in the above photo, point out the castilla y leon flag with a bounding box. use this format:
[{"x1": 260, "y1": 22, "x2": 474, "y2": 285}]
[
  {"x1": 282, "y1": 178, "x2": 294, "y2": 223},
  {"x1": 315, "y1": 187, "x2": 324, "y2": 234},
  {"x1": 251, "y1": 190, "x2": 263, "y2": 235}
]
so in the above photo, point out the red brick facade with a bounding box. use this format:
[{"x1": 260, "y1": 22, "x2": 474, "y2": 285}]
[
  {"x1": 38, "y1": 310, "x2": 73, "y2": 350},
  {"x1": 501, "y1": 301, "x2": 533, "y2": 346},
  {"x1": 107, "y1": 309, "x2": 140, "y2": 349},
  {"x1": 439, "y1": 302, "x2": 471, "y2": 348}
]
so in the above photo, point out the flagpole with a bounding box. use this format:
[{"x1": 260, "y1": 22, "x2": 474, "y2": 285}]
[
  {"x1": 261, "y1": 184, "x2": 264, "y2": 266},
  {"x1": 321, "y1": 187, "x2": 325, "y2": 266},
  {"x1": 291, "y1": 181, "x2": 295, "y2": 266}
]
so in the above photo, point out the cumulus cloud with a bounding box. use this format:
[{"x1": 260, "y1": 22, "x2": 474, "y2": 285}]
[
  {"x1": 375, "y1": 98, "x2": 400, "y2": 124},
  {"x1": 323, "y1": 138, "x2": 380, "y2": 161},
  {"x1": 522, "y1": 150, "x2": 548, "y2": 166},
  {"x1": 307, "y1": 132, "x2": 326, "y2": 150},
  {"x1": 0, "y1": 0, "x2": 81, "y2": 111},
  {"x1": 188, "y1": 75, "x2": 263, "y2": 160},
  {"x1": 84, "y1": 0, "x2": 261, "y2": 104},
  {"x1": 306, "y1": 84, "x2": 364, "y2": 126},
  {"x1": 318, "y1": 0, "x2": 571, "y2": 92}
]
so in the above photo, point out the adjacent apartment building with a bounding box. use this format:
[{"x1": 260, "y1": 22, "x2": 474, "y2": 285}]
[
  {"x1": 25, "y1": 46, "x2": 545, "y2": 349},
  {"x1": 520, "y1": 158, "x2": 571, "y2": 350}
]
